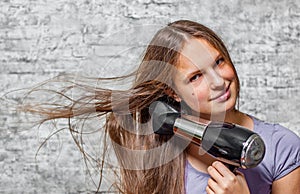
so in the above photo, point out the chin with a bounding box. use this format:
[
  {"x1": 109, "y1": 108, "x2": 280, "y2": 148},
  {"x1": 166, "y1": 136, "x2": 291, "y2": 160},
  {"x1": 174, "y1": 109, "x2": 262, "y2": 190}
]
[
  {"x1": 208, "y1": 102, "x2": 237, "y2": 118},
  {"x1": 187, "y1": 99, "x2": 237, "y2": 119}
]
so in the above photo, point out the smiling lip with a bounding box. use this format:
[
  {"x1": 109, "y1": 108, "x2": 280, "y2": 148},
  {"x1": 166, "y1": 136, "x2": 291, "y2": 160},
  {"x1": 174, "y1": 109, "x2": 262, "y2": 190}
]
[{"x1": 211, "y1": 84, "x2": 231, "y2": 102}]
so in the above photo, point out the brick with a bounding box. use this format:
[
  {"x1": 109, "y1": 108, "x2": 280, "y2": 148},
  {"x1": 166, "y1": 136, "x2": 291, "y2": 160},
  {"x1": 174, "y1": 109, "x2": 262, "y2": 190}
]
[{"x1": 1, "y1": 0, "x2": 300, "y2": 192}]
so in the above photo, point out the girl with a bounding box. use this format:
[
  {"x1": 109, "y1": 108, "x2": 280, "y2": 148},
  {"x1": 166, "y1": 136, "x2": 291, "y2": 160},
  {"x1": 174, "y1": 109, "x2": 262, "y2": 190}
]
[{"x1": 23, "y1": 20, "x2": 300, "y2": 193}]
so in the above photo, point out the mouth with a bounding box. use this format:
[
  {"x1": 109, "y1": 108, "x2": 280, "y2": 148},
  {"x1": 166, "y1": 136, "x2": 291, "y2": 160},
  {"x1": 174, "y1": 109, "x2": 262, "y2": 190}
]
[{"x1": 210, "y1": 84, "x2": 231, "y2": 102}]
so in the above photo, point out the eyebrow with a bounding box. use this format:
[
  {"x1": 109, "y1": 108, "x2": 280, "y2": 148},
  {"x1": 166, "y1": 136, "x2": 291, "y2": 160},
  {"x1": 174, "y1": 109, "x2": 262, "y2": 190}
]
[
  {"x1": 185, "y1": 70, "x2": 202, "y2": 82},
  {"x1": 184, "y1": 54, "x2": 222, "y2": 79}
]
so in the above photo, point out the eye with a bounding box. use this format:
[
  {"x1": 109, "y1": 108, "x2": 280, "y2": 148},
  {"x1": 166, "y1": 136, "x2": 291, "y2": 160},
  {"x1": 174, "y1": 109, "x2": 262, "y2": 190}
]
[
  {"x1": 215, "y1": 57, "x2": 225, "y2": 66},
  {"x1": 189, "y1": 73, "x2": 202, "y2": 82}
]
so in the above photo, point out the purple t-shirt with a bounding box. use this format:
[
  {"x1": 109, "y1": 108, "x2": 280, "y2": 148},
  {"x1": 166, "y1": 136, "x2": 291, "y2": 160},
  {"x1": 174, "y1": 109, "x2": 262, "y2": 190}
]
[{"x1": 185, "y1": 116, "x2": 300, "y2": 194}]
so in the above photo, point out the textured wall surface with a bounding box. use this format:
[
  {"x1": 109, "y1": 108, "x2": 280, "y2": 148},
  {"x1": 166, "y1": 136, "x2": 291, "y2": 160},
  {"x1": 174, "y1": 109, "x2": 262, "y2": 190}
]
[{"x1": 0, "y1": 0, "x2": 299, "y2": 193}]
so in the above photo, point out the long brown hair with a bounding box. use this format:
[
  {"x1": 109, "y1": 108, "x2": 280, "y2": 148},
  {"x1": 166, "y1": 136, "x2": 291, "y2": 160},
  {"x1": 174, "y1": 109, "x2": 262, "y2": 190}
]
[{"x1": 21, "y1": 20, "x2": 239, "y2": 193}]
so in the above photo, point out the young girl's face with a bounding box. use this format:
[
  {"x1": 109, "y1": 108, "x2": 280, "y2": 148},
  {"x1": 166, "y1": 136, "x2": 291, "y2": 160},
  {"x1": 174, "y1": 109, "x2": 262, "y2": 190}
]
[{"x1": 172, "y1": 38, "x2": 238, "y2": 118}]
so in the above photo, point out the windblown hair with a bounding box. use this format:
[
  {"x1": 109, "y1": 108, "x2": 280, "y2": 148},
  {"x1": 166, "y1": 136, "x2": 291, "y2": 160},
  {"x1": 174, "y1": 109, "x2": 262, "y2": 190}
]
[{"x1": 22, "y1": 20, "x2": 239, "y2": 193}]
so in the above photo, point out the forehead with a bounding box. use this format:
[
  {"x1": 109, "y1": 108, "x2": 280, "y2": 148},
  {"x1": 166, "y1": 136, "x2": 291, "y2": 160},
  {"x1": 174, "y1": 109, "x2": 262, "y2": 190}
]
[{"x1": 178, "y1": 38, "x2": 220, "y2": 71}]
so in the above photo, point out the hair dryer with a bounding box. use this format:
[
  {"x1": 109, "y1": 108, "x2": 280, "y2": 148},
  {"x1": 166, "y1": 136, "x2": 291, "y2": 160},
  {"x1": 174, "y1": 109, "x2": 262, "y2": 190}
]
[{"x1": 150, "y1": 100, "x2": 265, "y2": 171}]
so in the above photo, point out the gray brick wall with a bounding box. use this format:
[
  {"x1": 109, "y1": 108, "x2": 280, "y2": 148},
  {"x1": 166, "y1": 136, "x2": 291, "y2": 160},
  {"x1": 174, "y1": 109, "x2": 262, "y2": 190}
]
[{"x1": 0, "y1": 0, "x2": 299, "y2": 193}]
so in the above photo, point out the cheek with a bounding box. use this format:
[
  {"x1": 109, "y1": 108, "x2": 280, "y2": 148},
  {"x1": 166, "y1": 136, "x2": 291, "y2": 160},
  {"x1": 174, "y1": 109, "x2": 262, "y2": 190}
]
[
  {"x1": 226, "y1": 68, "x2": 239, "y2": 92},
  {"x1": 193, "y1": 87, "x2": 208, "y2": 101},
  {"x1": 176, "y1": 85, "x2": 198, "y2": 105},
  {"x1": 184, "y1": 84, "x2": 210, "y2": 107},
  {"x1": 222, "y1": 65, "x2": 237, "y2": 80}
]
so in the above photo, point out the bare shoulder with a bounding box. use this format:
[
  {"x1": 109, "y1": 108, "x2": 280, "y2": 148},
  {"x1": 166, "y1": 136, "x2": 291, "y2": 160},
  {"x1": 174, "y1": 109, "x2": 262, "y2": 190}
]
[{"x1": 272, "y1": 167, "x2": 300, "y2": 194}]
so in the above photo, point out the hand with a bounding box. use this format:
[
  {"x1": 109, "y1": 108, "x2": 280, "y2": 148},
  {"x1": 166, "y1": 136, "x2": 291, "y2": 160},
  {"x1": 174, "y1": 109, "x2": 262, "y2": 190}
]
[{"x1": 206, "y1": 161, "x2": 250, "y2": 194}]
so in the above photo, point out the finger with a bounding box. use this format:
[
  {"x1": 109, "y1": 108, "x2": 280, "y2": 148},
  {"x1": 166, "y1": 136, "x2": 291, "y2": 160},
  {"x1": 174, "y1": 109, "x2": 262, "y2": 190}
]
[
  {"x1": 207, "y1": 177, "x2": 221, "y2": 192},
  {"x1": 235, "y1": 170, "x2": 245, "y2": 177},
  {"x1": 212, "y1": 161, "x2": 235, "y2": 178},
  {"x1": 210, "y1": 162, "x2": 240, "y2": 190},
  {"x1": 235, "y1": 170, "x2": 249, "y2": 187},
  {"x1": 207, "y1": 165, "x2": 225, "y2": 184},
  {"x1": 206, "y1": 185, "x2": 215, "y2": 194}
]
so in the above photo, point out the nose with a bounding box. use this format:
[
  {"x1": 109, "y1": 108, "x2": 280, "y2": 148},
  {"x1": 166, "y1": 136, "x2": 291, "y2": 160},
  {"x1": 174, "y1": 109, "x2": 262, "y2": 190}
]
[{"x1": 206, "y1": 68, "x2": 225, "y2": 90}]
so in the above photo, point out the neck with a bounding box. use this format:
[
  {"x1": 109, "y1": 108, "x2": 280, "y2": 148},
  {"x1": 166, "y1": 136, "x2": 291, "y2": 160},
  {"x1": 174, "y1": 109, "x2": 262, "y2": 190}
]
[
  {"x1": 223, "y1": 109, "x2": 253, "y2": 130},
  {"x1": 193, "y1": 109, "x2": 253, "y2": 130}
]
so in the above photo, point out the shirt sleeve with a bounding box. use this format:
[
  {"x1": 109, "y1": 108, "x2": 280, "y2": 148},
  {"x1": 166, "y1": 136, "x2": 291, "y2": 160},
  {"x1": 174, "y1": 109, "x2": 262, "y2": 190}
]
[{"x1": 272, "y1": 124, "x2": 300, "y2": 180}]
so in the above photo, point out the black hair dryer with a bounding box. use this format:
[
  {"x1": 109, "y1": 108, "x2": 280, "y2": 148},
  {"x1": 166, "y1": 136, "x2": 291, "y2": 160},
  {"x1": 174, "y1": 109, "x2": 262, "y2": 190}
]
[{"x1": 150, "y1": 101, "x2": 266, "y2": 171}]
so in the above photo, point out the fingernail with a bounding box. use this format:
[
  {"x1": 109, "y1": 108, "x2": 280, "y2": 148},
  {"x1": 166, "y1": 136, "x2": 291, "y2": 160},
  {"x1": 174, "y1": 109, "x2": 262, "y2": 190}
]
[{"x1": 213, "y1": 161, "x2": 220, "y2": 166}]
